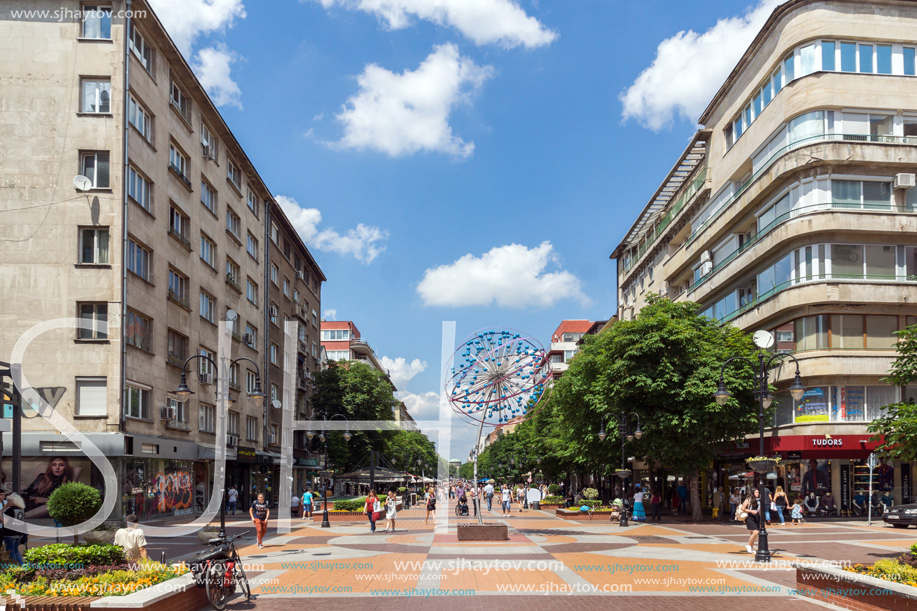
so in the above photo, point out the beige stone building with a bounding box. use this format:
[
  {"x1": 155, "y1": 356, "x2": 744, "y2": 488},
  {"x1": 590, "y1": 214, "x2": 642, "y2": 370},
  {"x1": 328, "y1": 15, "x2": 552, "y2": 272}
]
[
  {"x1": 612, "y1": 0, "x2": 917, "y2": 511},
  {"x1": 0, "y1": 0, "x2": 323, "y2": 518}
]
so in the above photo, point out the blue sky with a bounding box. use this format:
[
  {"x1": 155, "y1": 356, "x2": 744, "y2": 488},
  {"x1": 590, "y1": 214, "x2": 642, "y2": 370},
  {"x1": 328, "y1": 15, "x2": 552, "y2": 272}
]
[{"x1": 150, "y1": 0, "x2": 784, "y2": 461}]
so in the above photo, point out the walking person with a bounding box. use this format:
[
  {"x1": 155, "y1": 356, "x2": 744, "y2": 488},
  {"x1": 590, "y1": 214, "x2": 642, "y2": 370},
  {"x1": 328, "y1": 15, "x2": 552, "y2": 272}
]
[
  {"x1": 791, "y1": 496, "x2": 804, "y2": 525},
  {"x1": 227, "y1": 485, "x2": 239, "y2": 515},
  {"x1": 740, "y1": 488, "x2": 762, "y2": 554},
  {"x1": 676, "y1": 481, "x2": 688, "y2": 515},
  {"x1": 383, "y1": 490, "x2": 397, "y2": 532},
  {"x1": 501, "y1": 484, "x2": 512, "y2": 518},
  {"x1": 729, "y1": 488, "x2": 739, "y2": 521},
  {"x1": 424, "y1": 486, "x2": 436, "y2": 526},
  {"x1": 632, "y1": 485, "x2": 646, "y2": 522},
  {"x1": 365, "y1": 490, "x2": 379, "y2": 534},
  {"x1": 250, "y1": 493, "x2": 270, "y2": 549},
  {"x1": 302, "y1": 488, "x2": 313, "y2": 520},
  {"x1": 773, "y1": 486, "x2": 789, "y2": 526},
  {"x1": 484, "y1": 481, "x2": 494, "y2": 512},
  {"x1": 650, "y1": 489, "x2": 662, "y2": 522}
]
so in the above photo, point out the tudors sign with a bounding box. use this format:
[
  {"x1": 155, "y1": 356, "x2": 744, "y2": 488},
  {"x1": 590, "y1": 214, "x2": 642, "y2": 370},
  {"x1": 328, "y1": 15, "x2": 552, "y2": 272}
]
[{"x1": 812, "y1": 438, "x2": 844, "y2": 447}]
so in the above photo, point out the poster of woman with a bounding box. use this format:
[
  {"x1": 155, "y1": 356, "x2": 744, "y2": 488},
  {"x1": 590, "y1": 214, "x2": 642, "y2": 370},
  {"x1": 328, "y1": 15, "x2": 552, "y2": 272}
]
[{"x1": 23, "y1": 457, "x2": 76, "y2": 518}]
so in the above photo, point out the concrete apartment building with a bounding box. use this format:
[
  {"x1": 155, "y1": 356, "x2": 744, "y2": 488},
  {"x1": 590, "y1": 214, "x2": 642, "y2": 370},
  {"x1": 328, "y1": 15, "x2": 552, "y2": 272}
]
[
  {"x1": 545, "y1": 320, "x2": 594, "y2": 377},
  {"x1": 0, "y1": 0, "x2": 323, "y2": 518},
  {"x1": 612, "y1": 0, "x2": 917, "y2": 510}
]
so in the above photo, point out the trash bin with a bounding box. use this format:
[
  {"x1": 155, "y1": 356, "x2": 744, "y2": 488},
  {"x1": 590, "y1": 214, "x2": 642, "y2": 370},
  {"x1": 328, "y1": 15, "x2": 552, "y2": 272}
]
[{"x1": 532, "y1": 501, "x2": 540, "y2": 510}]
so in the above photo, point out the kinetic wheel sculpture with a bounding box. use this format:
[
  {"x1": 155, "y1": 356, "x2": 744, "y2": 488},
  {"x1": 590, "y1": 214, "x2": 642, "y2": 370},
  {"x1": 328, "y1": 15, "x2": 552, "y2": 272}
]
[{"x1": 447, "y1": 329, "x2": 552, "y2": 524}]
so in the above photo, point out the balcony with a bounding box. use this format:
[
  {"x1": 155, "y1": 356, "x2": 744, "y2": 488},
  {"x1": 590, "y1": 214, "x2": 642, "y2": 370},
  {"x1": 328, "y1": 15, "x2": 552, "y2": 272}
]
[
  {"x1": 168, "y1": 162, "x2": 192, "y2": 190},
  {"x1": 167, "y1": 289, "x2": 190, "y2": 310},
  {"x1": 225, "y1": 274, "x2": 242, "y2": 293},
  {"x1": 166, "y1": 354, "x2": 185, "y2": 368},
  {"x1": 168, "y1": 227, "x2": 192, "y2": 250}
]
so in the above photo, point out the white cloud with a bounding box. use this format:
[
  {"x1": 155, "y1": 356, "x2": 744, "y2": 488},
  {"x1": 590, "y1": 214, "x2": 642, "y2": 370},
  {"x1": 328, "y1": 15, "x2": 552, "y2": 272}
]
[
  {"x1": 275, "y1": 195, "x2": 388, "y2": 263},
  {"x1": 148, "y1": 0, "x2": 246, "y2": 56},
  {"x1": 149, "y1": 0, "x2": 246, "y2": 108},
  {"x1": 323, "y1": 308, "x2": 338, "y2": 320},
  {"x1": 416, "y1": 241, "x2": 589, "y2": 308},
  {"x1": 314, "y1": 0, "x2": 555, "y2": 48},
  {"x1": 381, "y1": 356, "x2": 428, "y2": 389},
  {"x1": 333, "y1": 44, "x2": 493, "y2": 158},
  {"x1": 193, "y1": 46, "x2": 243, "y2": 109},
  {"x1": 620, "y1": 0, "x2": 782, "y2": 131},
  {"x1": 396, "y1": 390, "x2": 441, "y2": 421}
]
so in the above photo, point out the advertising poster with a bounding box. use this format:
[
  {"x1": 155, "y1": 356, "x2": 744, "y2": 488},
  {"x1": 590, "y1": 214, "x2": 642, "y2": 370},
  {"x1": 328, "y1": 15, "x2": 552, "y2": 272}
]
[
  {"x1": 840, "y1": 464, "x2": 850, "y2": 511},
  {"x1": 786, "y1": 463, "x2": 802, "y2": 493},
  {"x1": 795, "y1": 387, "x2": 830, "y2": 422},
  {"x1": 14, "y1": 457, "x2": 101, "y2": 519}
]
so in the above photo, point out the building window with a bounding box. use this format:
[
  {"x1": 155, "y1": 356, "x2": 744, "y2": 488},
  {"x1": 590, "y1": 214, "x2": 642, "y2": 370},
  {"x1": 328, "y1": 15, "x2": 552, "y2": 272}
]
[
  {"x1": 75, "y1": 377, "x2": 107, "y2": 416},
  {"x1": 270, "y1": 343, "x2": 278, "y2": 365},
  {"x1": 124, "y1": 383, "x2": 150, "y2": 419},
  {"x1": 170, "y1": 79, "x2": 191, "y2": 121},
  {"x1": 226, "y1": 257, "x2": 240, "y2": 287},
  {"x1": 247, "y1": 189, "x2": 259, "y2": 217},
  {"x1": 246, "y1": 370, "x2": 257, "y2": 394},
  {"x1": 169, "y1": 143, "x2": 189, "y2": 183},
  {"x1": 201, "y1": 122, "x2": 217, "y2": 160},
  {"x1": 77, "y1": 302, "x2": 107, "y2": 340},
  {"x1": 81, "y1": 79, "x2": 110, "y2": 113},
  {"x1": 321, "y1": 329, "x2": 350, "y2": 341},
  {"x1": 327, "y1": 350, "x2": 349, "y2": 361},
  {"x1": 127, "y1": 238, "x2": 150, "y2": 280},
  {"x1": 246, "y1": 278, "x2": 258, "y2": 306},
  {"x1": 168, "y1": 397, "x2": 187, "y2": 425},
  {"x1": 79, "y1": 227, "x2": 109, "y2": 264},
  {"x1": 229, "y1": 363, "x2": 240, "y2": 389},
  {"x1": 80, "y1": 151, "x2": 109, "y2": 188},
  {"x1": 200, "y1": 347, "x2": 215, "y2": 377},
  {"x1": 246, "y1": 233, "x2": 259, "y2": 260},
  {"x1": 283, "y1": 278, "x2": 290, "y2": 298},
  {"x1": 270, "y1": 263, "x2": 278, "y2": 285},
  {"x1": 201, "y1": 179, "x2": 217, "y2": 214},
  {"x1": 200, "y1": 233, "x2": 216, "y2": 268},
  {"x1": 246, "y1": 416, "x2": 258, "y2": 441},
  {"x1": 129, "y1": 24, "x2": 153, "y2": 72},
  {"x1": 270, "y1": 383, "x2": 279, "y2": 403},
  {"x1": 228, "y1": 411, "x2": 240, "y2": 436},
  {"x1": 126, "y1": 310, "x2": 152, "y2": 351},
  {"x1": 167, "y1": 268, "x2": 189, "y2": 306},
  {"x1": 227, "y1": 160, "x2": 241, "y2": 189},
  {"x1": 200, "y1": 291, "x2": 216, "y2": 323},
  {"x1": 81, "y1": 5, "x2": 111, "y2": 38},
  {"x1": 271, "y1": 223, "x2": 279, "y2": 244},
  {"x1": 167, "y1": 329, "x2": 188, "y2": 367},
  {"x1": 226, "y1": 207, "x2": 240, "y2": 239},
  {"x1": 127, "y1": 95, "x2": 152, "y2": 141},
  {"x1": 293, "y1": 289, "x2": 300, "y2": 304},
  {"x1": 269, "y1": 425, "x2": 278, "y2": 445},
  {"x1": 245, "y1": 324, "x2": 258, "y2": 346},
  {"x1": 270, "y1": 303, "x2": 278, "y2": 326},
  {"x1": 312, "y1": 310, "x2": 318, "y2": 326},
  {"x1": 169, "y1": 205, "x2": 190, "y2": 247},
  {"x1": 127, "y1": 166, "x2": 152, "y2": 212},
  {"x1": 199, "y1": 403, "x2": 215, "y2": 433}
]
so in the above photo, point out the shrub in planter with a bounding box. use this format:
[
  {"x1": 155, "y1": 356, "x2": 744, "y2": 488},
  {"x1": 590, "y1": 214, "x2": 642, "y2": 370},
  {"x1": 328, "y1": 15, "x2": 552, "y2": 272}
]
[
  {"x1": 333, "y1": 496, "x2": 387, "y2": 512},
  {"x1": 548, "y1": 484, "x2": 560, "y2": 495},
  {"x1": 24, "y1": 543, "x2": 125, "y2": 567},
  {"x1": 397, "y1": 487, "x2": 407, "y2": 493},
  {"x1": 580, "y1": 500, "x2": 603, "y2": 508},
  {"x1": 582, "y1": 488, "x2": 599, "y2": 500},
  {"x1": 529, "y1": 484, "x2": 538, "y2": 489},
  {"x1": 542, "y1": 496, "x2": 564, "y2": 504},
  {"x1": 46, "y1": 483, "x2": 102, "y2": 543}
]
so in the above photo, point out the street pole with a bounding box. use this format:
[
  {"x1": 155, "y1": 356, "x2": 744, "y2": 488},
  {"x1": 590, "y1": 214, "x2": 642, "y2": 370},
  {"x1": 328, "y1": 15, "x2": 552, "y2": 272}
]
[
  {"x1": 755, "y1": 351, "x2": 770, "y2": 563},
  {"x1": 867, "y1": 452, "x2": 877, "y2": 526},
  {"x1": 322, "y1": 444, "x2": 330, "y2": 528}
]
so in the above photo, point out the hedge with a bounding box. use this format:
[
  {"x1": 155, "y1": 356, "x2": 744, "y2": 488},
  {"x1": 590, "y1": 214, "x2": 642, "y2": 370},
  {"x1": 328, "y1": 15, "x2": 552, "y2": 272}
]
[
  {"x1": 24, "y1": 544, "x2": 125, "y2": 567},
  {"x1": 333, "y1": 495, "x2": 388, "y2": 512}
]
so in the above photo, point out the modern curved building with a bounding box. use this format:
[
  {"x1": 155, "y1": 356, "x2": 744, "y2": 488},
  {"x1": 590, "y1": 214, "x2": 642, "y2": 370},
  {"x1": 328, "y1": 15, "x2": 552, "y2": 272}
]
[{"x1": 612, "y1": 0, "x2": 917, "y2": 511}]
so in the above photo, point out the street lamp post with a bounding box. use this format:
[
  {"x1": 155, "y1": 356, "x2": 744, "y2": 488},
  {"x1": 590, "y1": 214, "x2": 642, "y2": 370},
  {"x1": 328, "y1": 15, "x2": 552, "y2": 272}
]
[
  {"x1": 306, "y1": 414, "x2": 352, "y2": 528},
  {"x1": 714, "y1": 331, "x2": 806, "y2": 563},
  {"x1": 173, "y1": 355, "x2": 265, "y2": 541},
  {"x1": 599, "y1": 411, "x2": 642, "y2": 527}
]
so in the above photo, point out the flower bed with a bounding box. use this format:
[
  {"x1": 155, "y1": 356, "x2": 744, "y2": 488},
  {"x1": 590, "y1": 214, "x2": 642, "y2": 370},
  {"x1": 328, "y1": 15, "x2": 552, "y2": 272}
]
[
  {"x1": 796, "y1": 563, "x2": 917, "y2": 611},
  {"x1": 843, "y1": 543, "x2": 917, "y2": 588}
]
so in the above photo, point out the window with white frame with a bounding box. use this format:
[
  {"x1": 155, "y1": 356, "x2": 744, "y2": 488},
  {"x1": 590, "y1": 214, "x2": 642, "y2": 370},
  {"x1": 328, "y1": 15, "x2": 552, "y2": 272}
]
[
  {"x1": 327, "y1": 350, "x2": 349, "y2": 361},
  {"x1": 169, "y1": 79, "x2": 191, "y2": 121},
  {"x1": 168, "y1": 397, "x2": 187, "y2": 424},
  {"x1": 80, "y1": 151, "x2": 109, "y2": 188},
  {"x1": 269, "y1": 424, "x2": 278, "y2": 445},
  {"x1": 127, "y1": 166, "x2": 152, "y2": 212},
  {"x1": 247, "y1": 189, "x2": 259, "y2": 217},
  {"x1": 129, "y1": 24, "x2": 153, "y2": 72},
  {"x1": 168, "y1": 268, "x2": 188, "y2": 303},
  {"x1": 200, "y1": 290, "x2": 216, "y2": 323},
  {"x1": 81, "y1": 79, "x2": 111, "y2": 113},
  {"x1": 321, "y1": 329, "x2": 350, "y2": 341},
  {"x1": 293, "y1": 289, "x2": 300, "y2": 304},
  {"x1": 246, "y1": 233, "x2": 259, "y2": 260},
  {"x1": 228, "y1": 411, "x2": 240, "y2": 436},
  {"x1": 201, "y1": 179, "x2": 217, "y2": 214},
  {"x1": 283, "y1": 278, "x2": 290, "y2": 298},
  {"x1": 127, "y1": 238, "x2": 150, "y2": 280},
  {"x1": 126, "y1": 310, "x2": 152, "y2": 351},
  {"x1": 79, "y1": 227, "x2": 110, "y2": 264},
  {"x1": 199, "y1": 403, "x2": 215, "y2": 433},
  {"x1": 270, "y1": 263, "x2": 278, "y2": 285},
  {"x1": 200, "y1": 233, "x2": 216, "y2": 268},
  {"x1": 246, "y1": 370, "x2": 257, "y2": 394},
  {"x1": 270, "y1": 383, "x2": 278, "y2": 403},
  {"x1": 270, "y1": 303, "x2": 278, "y2": 326},
  {"x1": 312, "y1": 310, "x2": 318, "y2": 326},
  {"x1": 76, "y1": 377, "x2": 107, "y2": 416},
  {"x1": 199, "y1": 347, "x2": 215, "y2": 377},
  {"x1": 226, "y1": 207, "x2": 240, "y2": 239},
  {"x1": 124, "y1": 383, "x2": 151, "y2": 419},
  {"x1": 200, "y1": 122, "x2": 217, "y2": 160},
  {"x1": 246, "y1": 416, "x2": 258, "y2": 441},
  {"x1": 245, "y1": 323, "x2": 258, "y2": 345},
  {"x1": 227, "y1": 160, "x2": 241, "y2": 189},
  {"x1": 226, "y1": 257, "x2": 240, "y2": 286},
  {"x1": 229, "y1": 363, "x2": 240, "y2": 388},
  {"x1": 169, "y1": 143, "x2": 188, "y2": 181},
  {"x1": 169, "y1": 205, "x2": 190, "y2": 245},
  {"x1": 127, "y1": 95, "x2": 152, "y2": 141},
  {"x1": 271, "y1": 223, "x2": 279, "y2": 244},
  {"x1": 77, "y1": 302, "x2": 107, "y2": 340},
  {"x1": 81, "y1": 6, "x2": 112, "y2": 38},
  {"x1": 167, "y1": 329, "x2": 188, "y2": 364},
  {"x1": 246, "y1": 278, "x2": 258, "y2": 306},
  {"x1": 270, "y1": 343, "x2": 278, "y2": 365}
]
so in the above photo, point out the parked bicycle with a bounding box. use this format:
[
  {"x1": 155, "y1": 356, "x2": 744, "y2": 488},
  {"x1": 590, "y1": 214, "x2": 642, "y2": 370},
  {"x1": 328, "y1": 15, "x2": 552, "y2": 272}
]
[{"x1": 191, "y1": 531, "x2": 251, "y2": 610}]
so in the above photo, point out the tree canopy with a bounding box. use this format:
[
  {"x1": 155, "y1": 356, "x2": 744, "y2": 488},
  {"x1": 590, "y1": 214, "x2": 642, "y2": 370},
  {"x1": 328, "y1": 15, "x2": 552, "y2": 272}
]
[{"x1": 868, "y1": 323, "x2": 917, "y2": 461}]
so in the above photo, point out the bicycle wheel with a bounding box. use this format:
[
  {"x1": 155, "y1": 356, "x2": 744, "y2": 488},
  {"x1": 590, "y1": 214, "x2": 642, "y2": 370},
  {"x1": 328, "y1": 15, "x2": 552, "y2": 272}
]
[
  {"x1": 235, "y1": 559, "x2": 251, "y2": 600},
  {"x1": 206, "y1": 563, "x2": 229, "y2": 611}
]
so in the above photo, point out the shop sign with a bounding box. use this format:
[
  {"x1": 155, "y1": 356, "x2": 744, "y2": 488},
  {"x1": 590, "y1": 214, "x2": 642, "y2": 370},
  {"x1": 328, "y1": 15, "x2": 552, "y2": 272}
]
[
  {"x1": 237, "y1": 447, "x2": 256, "y2": 463},
  {"x1": 303, "y1": 459, "x2": 318, "y2": 466},
  {"x1": 812, "y1": 438, "x2": 844, "y2": 448},
  {"x1": 840, "y1": 464, "x2": 850, "y2": 511},
  {"x1": 787, "y1": 452, "x2": 802, "y2": 460},
  {"x1": 795, "y1": 387, "x2": 829, "y2": 423},
  {"x1": 903, "y1": 464, "x2": 912, "y2": 504},
  {"x1": 173, "y1": 507, "x2": 194, "y2": 517}
]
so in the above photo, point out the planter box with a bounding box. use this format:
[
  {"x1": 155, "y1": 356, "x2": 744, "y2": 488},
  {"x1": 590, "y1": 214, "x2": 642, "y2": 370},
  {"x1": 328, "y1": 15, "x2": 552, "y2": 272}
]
[
  {"x1": 456, "y1": 524, "x2": 507, "y2": 541},
  {"x1": 0, "y1": 574, "x2": 208, "y2": 611},
  {"x1": 324, "y1": 511, "x2": 369, "y2": 522},
  {"x1": 555, "y1": 508, "x2": 619, "y2": 521},
  {"x1": 796, "y1": 565, "x2": 917, "y2": 611}
]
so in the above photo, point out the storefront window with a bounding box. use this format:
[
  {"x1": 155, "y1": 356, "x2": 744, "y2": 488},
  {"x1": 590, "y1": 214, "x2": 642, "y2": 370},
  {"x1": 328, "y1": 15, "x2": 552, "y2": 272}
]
[
  {"x1": 796, "y1": 386, "x2": 830, "y2": 422},
  {"x1": 122, "y1": 459, "x2": 198, "y2": 520}
]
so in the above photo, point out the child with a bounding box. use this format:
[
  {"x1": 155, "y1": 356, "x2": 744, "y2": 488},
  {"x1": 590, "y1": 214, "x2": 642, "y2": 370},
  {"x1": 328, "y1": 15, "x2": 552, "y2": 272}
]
[{"x1": 791, "y1": 497, "x2": 803, "y2": 525}]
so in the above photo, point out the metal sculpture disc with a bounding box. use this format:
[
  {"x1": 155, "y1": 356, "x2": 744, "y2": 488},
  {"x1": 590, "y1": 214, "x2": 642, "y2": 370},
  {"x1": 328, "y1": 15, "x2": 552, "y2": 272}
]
[{"x1": 447, "y1": 328, "x2": 551, "y2": 426}]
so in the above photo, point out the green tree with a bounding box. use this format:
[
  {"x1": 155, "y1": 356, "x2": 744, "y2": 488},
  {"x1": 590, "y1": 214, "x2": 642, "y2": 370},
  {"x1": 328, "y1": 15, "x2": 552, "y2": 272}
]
[
  {"x1": 547, "y1": 296, "x2": 758, "y2": 521},
  {"x1": 869, "y1": 323, "x2": 917, "y2": 461},
  {"x1": 47, "y1": 482, "x2": 102, "y2": 543}
]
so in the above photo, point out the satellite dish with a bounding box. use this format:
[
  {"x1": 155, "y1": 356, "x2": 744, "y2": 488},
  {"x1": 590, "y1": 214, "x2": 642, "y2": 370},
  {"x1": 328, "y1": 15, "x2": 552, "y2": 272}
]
[
  {"x1": 225, "y1": 309, "x2": 238, "y2": 321},
  {"x1": 753, "y1": 330, "x2": 774, "y2": 349},
  {"x1": 73, "y1": 175, "x2": 92, "y2": 191},
  {"x1": 271, "y1": 399, "x2": 282, "y2": 409}
]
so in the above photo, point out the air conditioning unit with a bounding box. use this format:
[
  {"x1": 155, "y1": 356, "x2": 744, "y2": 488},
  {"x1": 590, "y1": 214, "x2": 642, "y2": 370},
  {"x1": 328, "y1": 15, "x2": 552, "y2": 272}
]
[
  {"x1": 202, "y1": 144, "x2": 215, "y2": 160},
  {"x1": 159, "y1": 406, "x2": 176, "y2": 421},
  {"x1": 243, "y1": 333, "x2": 254, "y2": 346},
  {"x1": 296, "y1": 270, "x2": 304, "y2": 280},
  {"x1": 199, "y1": 373, "x2": 212, "y2": 385},
  {"x1": 226, "y1": 434, "x2": 239, "y2": 447},
  {"x1": 270, "y1": 305, "x2": 278, "y2": 317},
  {"x1": 894, "y1": 173, "x2": 915, "y2": 190}
]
